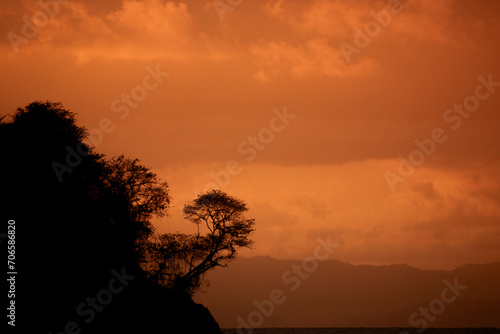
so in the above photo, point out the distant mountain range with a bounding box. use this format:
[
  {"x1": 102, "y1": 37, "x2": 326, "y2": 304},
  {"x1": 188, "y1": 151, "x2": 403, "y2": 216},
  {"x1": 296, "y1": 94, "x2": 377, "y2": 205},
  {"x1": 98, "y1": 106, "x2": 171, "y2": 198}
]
[{"x1": 194, "y1": 257, "x2": 500, "y2": 329}]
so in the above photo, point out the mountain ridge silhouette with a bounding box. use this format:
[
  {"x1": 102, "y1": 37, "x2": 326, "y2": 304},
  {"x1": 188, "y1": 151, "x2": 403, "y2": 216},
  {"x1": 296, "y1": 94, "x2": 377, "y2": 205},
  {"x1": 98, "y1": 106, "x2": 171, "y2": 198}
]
[{"x1": 195, "y1": 256, "x2": 500, "y2": 328}]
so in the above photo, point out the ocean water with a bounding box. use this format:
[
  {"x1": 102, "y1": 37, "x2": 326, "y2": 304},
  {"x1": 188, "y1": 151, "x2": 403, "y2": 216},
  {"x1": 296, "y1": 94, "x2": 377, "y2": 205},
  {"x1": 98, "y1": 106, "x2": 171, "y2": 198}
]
[{"x1": 222, "y1": 328, "x2": 500, "y2": 334}]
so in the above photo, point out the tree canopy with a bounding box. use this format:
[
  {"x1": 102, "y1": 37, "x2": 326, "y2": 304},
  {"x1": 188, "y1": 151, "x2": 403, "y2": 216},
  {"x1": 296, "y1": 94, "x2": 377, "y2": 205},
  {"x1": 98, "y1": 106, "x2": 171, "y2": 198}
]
[{"x1": 143, "y1": 190, "x2": 255, "y2": 295}]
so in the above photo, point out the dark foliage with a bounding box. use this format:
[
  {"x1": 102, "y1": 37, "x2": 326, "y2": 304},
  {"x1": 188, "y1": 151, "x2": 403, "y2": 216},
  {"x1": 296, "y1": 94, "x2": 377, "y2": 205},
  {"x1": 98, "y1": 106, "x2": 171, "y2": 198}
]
[{"x1": 0, "y1": 101, "x2": 221, "y2": 333}]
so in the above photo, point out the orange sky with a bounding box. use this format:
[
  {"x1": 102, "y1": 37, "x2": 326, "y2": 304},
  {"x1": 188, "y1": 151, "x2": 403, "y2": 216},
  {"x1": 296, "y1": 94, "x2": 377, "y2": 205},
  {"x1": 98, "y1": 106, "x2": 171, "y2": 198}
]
[{"x1": 1, "y1": 0, "x2": 500, "y2": 269}]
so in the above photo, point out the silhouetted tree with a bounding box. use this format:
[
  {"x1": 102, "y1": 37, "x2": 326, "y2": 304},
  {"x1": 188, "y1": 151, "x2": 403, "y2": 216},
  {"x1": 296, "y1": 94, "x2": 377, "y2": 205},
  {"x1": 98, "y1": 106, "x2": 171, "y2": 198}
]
[
  {"x1": 100, "y1": 155, "x2": 171, "y2": 263},
  {"x1": 0, "y1": 101, "x2": 173, "y2": 331},
  {"x1": 1, "y1": 101, "x2": 226, "y2": 333},
  {"x1": 143, "y1": 190, "x2": 255, "y2": 295}
]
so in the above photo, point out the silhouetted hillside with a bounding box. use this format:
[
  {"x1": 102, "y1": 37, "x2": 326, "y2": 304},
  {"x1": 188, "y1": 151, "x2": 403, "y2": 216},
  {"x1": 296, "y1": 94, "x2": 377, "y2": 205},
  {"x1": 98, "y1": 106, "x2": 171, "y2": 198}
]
[{"x1": 1, "y1": 102, "x2": 221, "y2": 333}]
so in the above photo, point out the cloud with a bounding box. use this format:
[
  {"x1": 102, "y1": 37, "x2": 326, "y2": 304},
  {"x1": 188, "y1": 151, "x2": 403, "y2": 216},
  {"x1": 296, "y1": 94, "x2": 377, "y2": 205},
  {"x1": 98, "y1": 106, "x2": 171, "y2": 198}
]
[
  {"x1": 289, "y1": 194, "x2": 331, "y2": 220},
  {"x1": 264, "y1": 0, "x2": 375, "y2": 39},
  {"x1": 3, "y1": 0, "x2": 231, "y2": 62},
  {"x1": 264, "y1": 0, "x2": 461, "y2": 44},
  {"x1": 252, "y1": 0, "x2": 475, "y2": 79},
  {"x1": 250, "y1": 38, "x2": 377, "y2": 80},
  {"x1": 1, "y1": 0, "x2": 499, "y2": 271},
  {"x1": 147, "y1": 159, "x2": 500, "y2": 268},
  {"x1": 409, "y1": 181, "x2": 442, "y2": 200}
]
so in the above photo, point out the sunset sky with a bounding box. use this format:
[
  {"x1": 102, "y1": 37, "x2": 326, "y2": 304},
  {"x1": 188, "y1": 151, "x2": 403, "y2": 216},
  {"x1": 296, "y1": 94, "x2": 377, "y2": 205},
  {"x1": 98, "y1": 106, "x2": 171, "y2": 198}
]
[{"x1": 1, "y1": 0, "x2": 500, "y2": 270}]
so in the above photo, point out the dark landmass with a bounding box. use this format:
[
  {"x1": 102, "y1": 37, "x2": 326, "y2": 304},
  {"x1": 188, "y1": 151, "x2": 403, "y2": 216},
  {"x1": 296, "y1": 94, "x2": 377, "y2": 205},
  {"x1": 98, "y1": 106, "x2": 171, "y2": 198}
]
[
  {"x1": 1, "y1": 102, "x2": 221, "y2": 333},
  {"x1": 196, "y1": 256, "x2": 500, "y2": 329}
]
